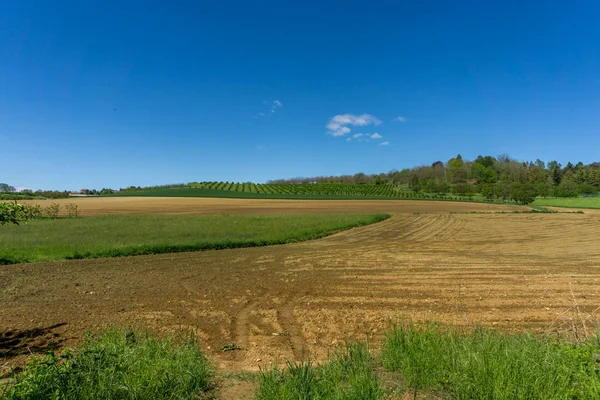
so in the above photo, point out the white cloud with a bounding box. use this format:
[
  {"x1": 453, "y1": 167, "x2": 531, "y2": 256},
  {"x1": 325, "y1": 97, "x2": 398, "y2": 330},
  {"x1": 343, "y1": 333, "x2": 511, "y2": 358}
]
[
  {"x1": 15, "y1": 186, "x2": 31, "y2": 192},
  {"x1": 352, "y1": 133, "x2": 364, "y2": 139},
  {"x1": 370, "y1": 133, "x2": 382, "y2": 139},
  {"x1": 257, "y1": 100, "x2": 283, "y2": 117},
  {"x1": 380, "y1": 141, "x2": 390, "y2": 146},
  {"x1": 394, "y1": 116, "x2": 406, "y2": 122},
  {"x1": 271, "y1": 100, "x2": 282, "y2": 113},
  {"x1": 326, "y1": 113, "x2": 382, "y2": 137}
]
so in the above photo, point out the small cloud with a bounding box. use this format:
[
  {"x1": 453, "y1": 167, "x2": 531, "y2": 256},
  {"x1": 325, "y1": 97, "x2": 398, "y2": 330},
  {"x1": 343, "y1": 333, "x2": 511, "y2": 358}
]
[
  {"x1": 271, "y1": 100, "x2": 282, "y2": 112},
  {"x1": 370, "y1": 133, "x2": 382, "y2": 139},
  {"x1": 326, "y1": 113, "x2": 382, "y2": 137},
  {"x1": 380, "y1": 141, "x2": 390, "y2": 146},
  {"x1": 15, "y1": 186, "x2": 31, "y2": 192},
  {"x1": 352, "y1": 133, "x2": 364, "y2": 139},
  {"x1": 257, "y1": 100, "x2": 283, "y2": 117},
  {"x1": 346, "y1": 137, "x2": 352, "y2": 142},
  {"x1": 394, "y1": 116, "x2": 406, "y2": 122}
]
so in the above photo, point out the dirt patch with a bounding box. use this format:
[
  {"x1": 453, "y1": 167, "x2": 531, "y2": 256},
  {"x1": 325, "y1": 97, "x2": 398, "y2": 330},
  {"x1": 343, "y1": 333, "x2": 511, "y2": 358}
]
[{"x1": 20, "y1": 196, "x2": 528, "y2": 216}]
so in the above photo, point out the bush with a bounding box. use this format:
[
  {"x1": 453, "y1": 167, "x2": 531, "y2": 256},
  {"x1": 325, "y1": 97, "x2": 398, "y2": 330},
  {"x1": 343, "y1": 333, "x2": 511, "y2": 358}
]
[
  {"x1": 2, "y1": 328, "x2": 213, "y2": 400},
  {"x1": 0, "y1": 202, "x2": 24, "y2": 225}
]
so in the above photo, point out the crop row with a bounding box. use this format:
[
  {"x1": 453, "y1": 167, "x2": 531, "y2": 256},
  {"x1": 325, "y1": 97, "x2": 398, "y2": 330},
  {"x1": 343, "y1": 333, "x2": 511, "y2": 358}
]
[{"x1": 189, "y1": 182, "x2": 466, "y2": 200}]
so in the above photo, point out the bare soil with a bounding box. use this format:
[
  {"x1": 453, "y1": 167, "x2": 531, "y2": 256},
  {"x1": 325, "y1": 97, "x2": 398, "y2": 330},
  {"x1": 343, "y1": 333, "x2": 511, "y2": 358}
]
[
  {"x1": 21, "y1": 196, "x2": 529, "y2": 215},
  {"x1": 3, "y1": 198, "x2": 599, "y2": 398}
]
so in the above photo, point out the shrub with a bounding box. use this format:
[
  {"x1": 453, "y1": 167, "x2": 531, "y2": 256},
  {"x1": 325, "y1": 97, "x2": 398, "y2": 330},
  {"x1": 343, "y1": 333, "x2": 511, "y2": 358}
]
[
  {"x1": 0, "y1": 202, "x2": 24, "y2": 225},
  {"x1": 43, "y1": 203, "x2": 60, "y2": 218}
]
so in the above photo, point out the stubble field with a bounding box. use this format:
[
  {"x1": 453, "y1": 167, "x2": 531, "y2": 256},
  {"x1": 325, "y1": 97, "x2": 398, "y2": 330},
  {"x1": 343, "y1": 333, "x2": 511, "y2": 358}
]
[{"x1": 2, "y1": 197, "x2": 599, "y2": 397}]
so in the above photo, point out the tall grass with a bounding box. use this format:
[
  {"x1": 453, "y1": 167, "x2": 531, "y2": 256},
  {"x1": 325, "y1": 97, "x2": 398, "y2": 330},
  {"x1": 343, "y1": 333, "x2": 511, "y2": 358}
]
[
  {"x1": 381, "y1": 323, "x2": 600, "y2": 399},
  {"x1": 0, "y1": 213, "x2": 389, "y2": 264},
  {"x1": 2, "y1": 327, "x2": 213, "y2": 400},
  {"x1": 256, "y1": 343, "x2": 384, "y2": 400}
]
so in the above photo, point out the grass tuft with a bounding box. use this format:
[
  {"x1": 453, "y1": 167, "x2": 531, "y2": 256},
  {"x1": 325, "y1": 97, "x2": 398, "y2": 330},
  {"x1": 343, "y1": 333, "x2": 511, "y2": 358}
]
[
  {"x1": 381, "y1": 323, "x2": 600, "y2": 399},
  {"x1": 256, "y1": 343, "x2": 384, "y2": 400},
  {"x1": 256, "y1": 343, "x2": 385, "y2": 400},
  {"x1": 1, "y1": 327, "x2": 213, "y2": 400}
]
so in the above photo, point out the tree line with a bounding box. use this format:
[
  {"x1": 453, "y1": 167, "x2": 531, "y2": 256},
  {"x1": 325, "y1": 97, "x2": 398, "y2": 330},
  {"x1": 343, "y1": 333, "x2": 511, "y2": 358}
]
[{"x1": 268, "y1": 154, "x2": 600, "y2": 204}]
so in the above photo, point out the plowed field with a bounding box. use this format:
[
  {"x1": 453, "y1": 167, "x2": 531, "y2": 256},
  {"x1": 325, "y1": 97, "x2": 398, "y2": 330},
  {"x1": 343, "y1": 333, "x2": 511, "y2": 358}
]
[{"x1": 2, "y1": 198, "x2": 599, "y2": 397}]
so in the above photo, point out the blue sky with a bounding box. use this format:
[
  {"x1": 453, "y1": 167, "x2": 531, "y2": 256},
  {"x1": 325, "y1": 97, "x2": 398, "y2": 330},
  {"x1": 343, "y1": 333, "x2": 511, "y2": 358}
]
[{"x1": 2, "y1": 1, "x2": 599, "y2": 190}]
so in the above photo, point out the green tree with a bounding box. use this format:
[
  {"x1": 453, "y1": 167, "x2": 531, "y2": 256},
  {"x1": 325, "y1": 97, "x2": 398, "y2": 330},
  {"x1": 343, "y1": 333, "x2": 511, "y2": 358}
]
[
  {"x1": 452, "y1": 183, "x2": 473, "y2": 197},
  {"x1": 510, "y1": 183, "x2": 537, "y2": 205},
  {"x1": 534, "y1": 182, "x2": 551, "y2": 198},
  {"x1": 471, "y1": 162, "x2": 496, "y2": 184},
  {"x1": 481, "y1": 183, "x2": 500, "y2": 200},
  {"x1": 0, "y1": 183, "x2": 16, "y2": 193},
  {"x1": 554, "y1": 180, "x2": 579, "y2": 198},
  {"x1": 447, "y1": 155, "x2": 467, "y2": 183}
]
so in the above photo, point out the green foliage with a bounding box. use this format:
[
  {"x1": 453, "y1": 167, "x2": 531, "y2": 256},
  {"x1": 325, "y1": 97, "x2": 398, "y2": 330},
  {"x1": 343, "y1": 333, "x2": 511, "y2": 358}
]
[
  {"x1": 510, "y1": 183, "x2": 537, "y2": 205},
  {"x1": 480, "y1": 183, "x2": 500, "y2": 200},
  {"x1": 0, "y1": 202, "x2": 23, "y2": 225},
  {"x1": 0, "y1": 213, "x2": 390, "y2": 264},
  {"x1": 451, "y1": 183, "x2": 473, "y2": 197},
  {"x1": 256, "y1": 343, "x2": 384, "y2": 400},
  {"x1": 381, "y1": 324, "x2": 600, "y2": 399},
  {"x1": 1, "y1": 328, "x2": 213, "y2": 400},
  {"x1": 0, "y1": 202, "x2": 71, "y2": 226},
  {"x1": 554, "y1": 180, "x2": 580, "y2": 198}
]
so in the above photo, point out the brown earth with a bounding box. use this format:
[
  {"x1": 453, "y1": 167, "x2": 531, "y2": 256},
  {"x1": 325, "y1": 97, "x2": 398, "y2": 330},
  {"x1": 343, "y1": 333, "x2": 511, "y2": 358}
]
[
  {"x1": 2, "y1": 198, "x2": 600, "y2": 398},
  {"x1": 21, "y1": 196, "x2": 530, "y2": 215}
]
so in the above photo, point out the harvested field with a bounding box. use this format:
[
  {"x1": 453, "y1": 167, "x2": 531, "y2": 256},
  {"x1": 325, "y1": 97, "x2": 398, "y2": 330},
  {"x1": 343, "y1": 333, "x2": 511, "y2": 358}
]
[
  {"x1": 20, "y1": 196, "x2": 529, "y2": 215},
  {"x1": 2, "y1": 198, "x2": 600, "y2": 397}
]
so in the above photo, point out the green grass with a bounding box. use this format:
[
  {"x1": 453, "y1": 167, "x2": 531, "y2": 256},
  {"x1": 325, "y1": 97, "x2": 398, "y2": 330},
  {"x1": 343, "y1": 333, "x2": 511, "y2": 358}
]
[
  {"x1": 0, "y1": 213, "x2": 389, "y2": 264},
  {"x1": 381, "y1": 323, "x2": 600, "y2": 399},
  {"x1": 1, "y1": 327, "x2": 213, "y2": 400},
  {"x1": 532, "y1": 196, "x2": 600, "y2": 209},
  {"x1": 256, "y1": 343, "x2": 385, "y2": 400}
]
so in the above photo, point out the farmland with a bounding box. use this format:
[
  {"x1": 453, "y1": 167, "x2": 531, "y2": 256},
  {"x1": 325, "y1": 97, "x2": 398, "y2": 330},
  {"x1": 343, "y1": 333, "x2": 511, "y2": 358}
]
[
  {"x1": 2, "y1": 197, "x2": 600, "y2": 398},
  {"x1": 111, "y1": 183, "x2": 476, "y2": 201},
  {"x1": 0, "y1": 213, "x2": 388, "y2": 264}
]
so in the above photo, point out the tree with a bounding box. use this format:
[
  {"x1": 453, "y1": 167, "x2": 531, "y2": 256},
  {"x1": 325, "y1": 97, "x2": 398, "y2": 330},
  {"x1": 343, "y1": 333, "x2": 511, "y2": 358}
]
[
  {"x1": 447, "y1": 155, "x2": 467, "y2": 183},
  {"x1": 481, "y1": 183, "x2": 500, "y2": 200},
  {"x1": 554, "y1": 180, "x2": 579, "y2": 198},
  {"x1": 510, "y1": 183, "x2": 537, "y2": 205},
  {"x1": 452, "y1": 183, "x2": 473, "y2": 197},
  {"x1": 471, "y1": 162, "x2": 497, "y2": 184},
  {"x1": 534, "y1": 182, "x2": 551, "y2": 198},
  {"x1": 0, "y1": 183, "x2": 16, "y2": 193}
]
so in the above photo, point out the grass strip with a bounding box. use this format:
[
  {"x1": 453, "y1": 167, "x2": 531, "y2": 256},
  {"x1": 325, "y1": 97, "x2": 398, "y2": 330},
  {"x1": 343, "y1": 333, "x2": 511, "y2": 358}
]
[
  {"x1": 381, "y1": 323, "x2": 600, "y2": 399},
  {"x1": 0, "y1": 213, "x2": 390, "y2": 264},
  {"x1": 256, "y1": 343, "x2": 384, "y2": 400},
  {"x1": 1, "y1": 327, "x2": 213, "y2": 400},
  {"x1": 532, "y1": 197, "x2": 600, "y2": 209}
]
